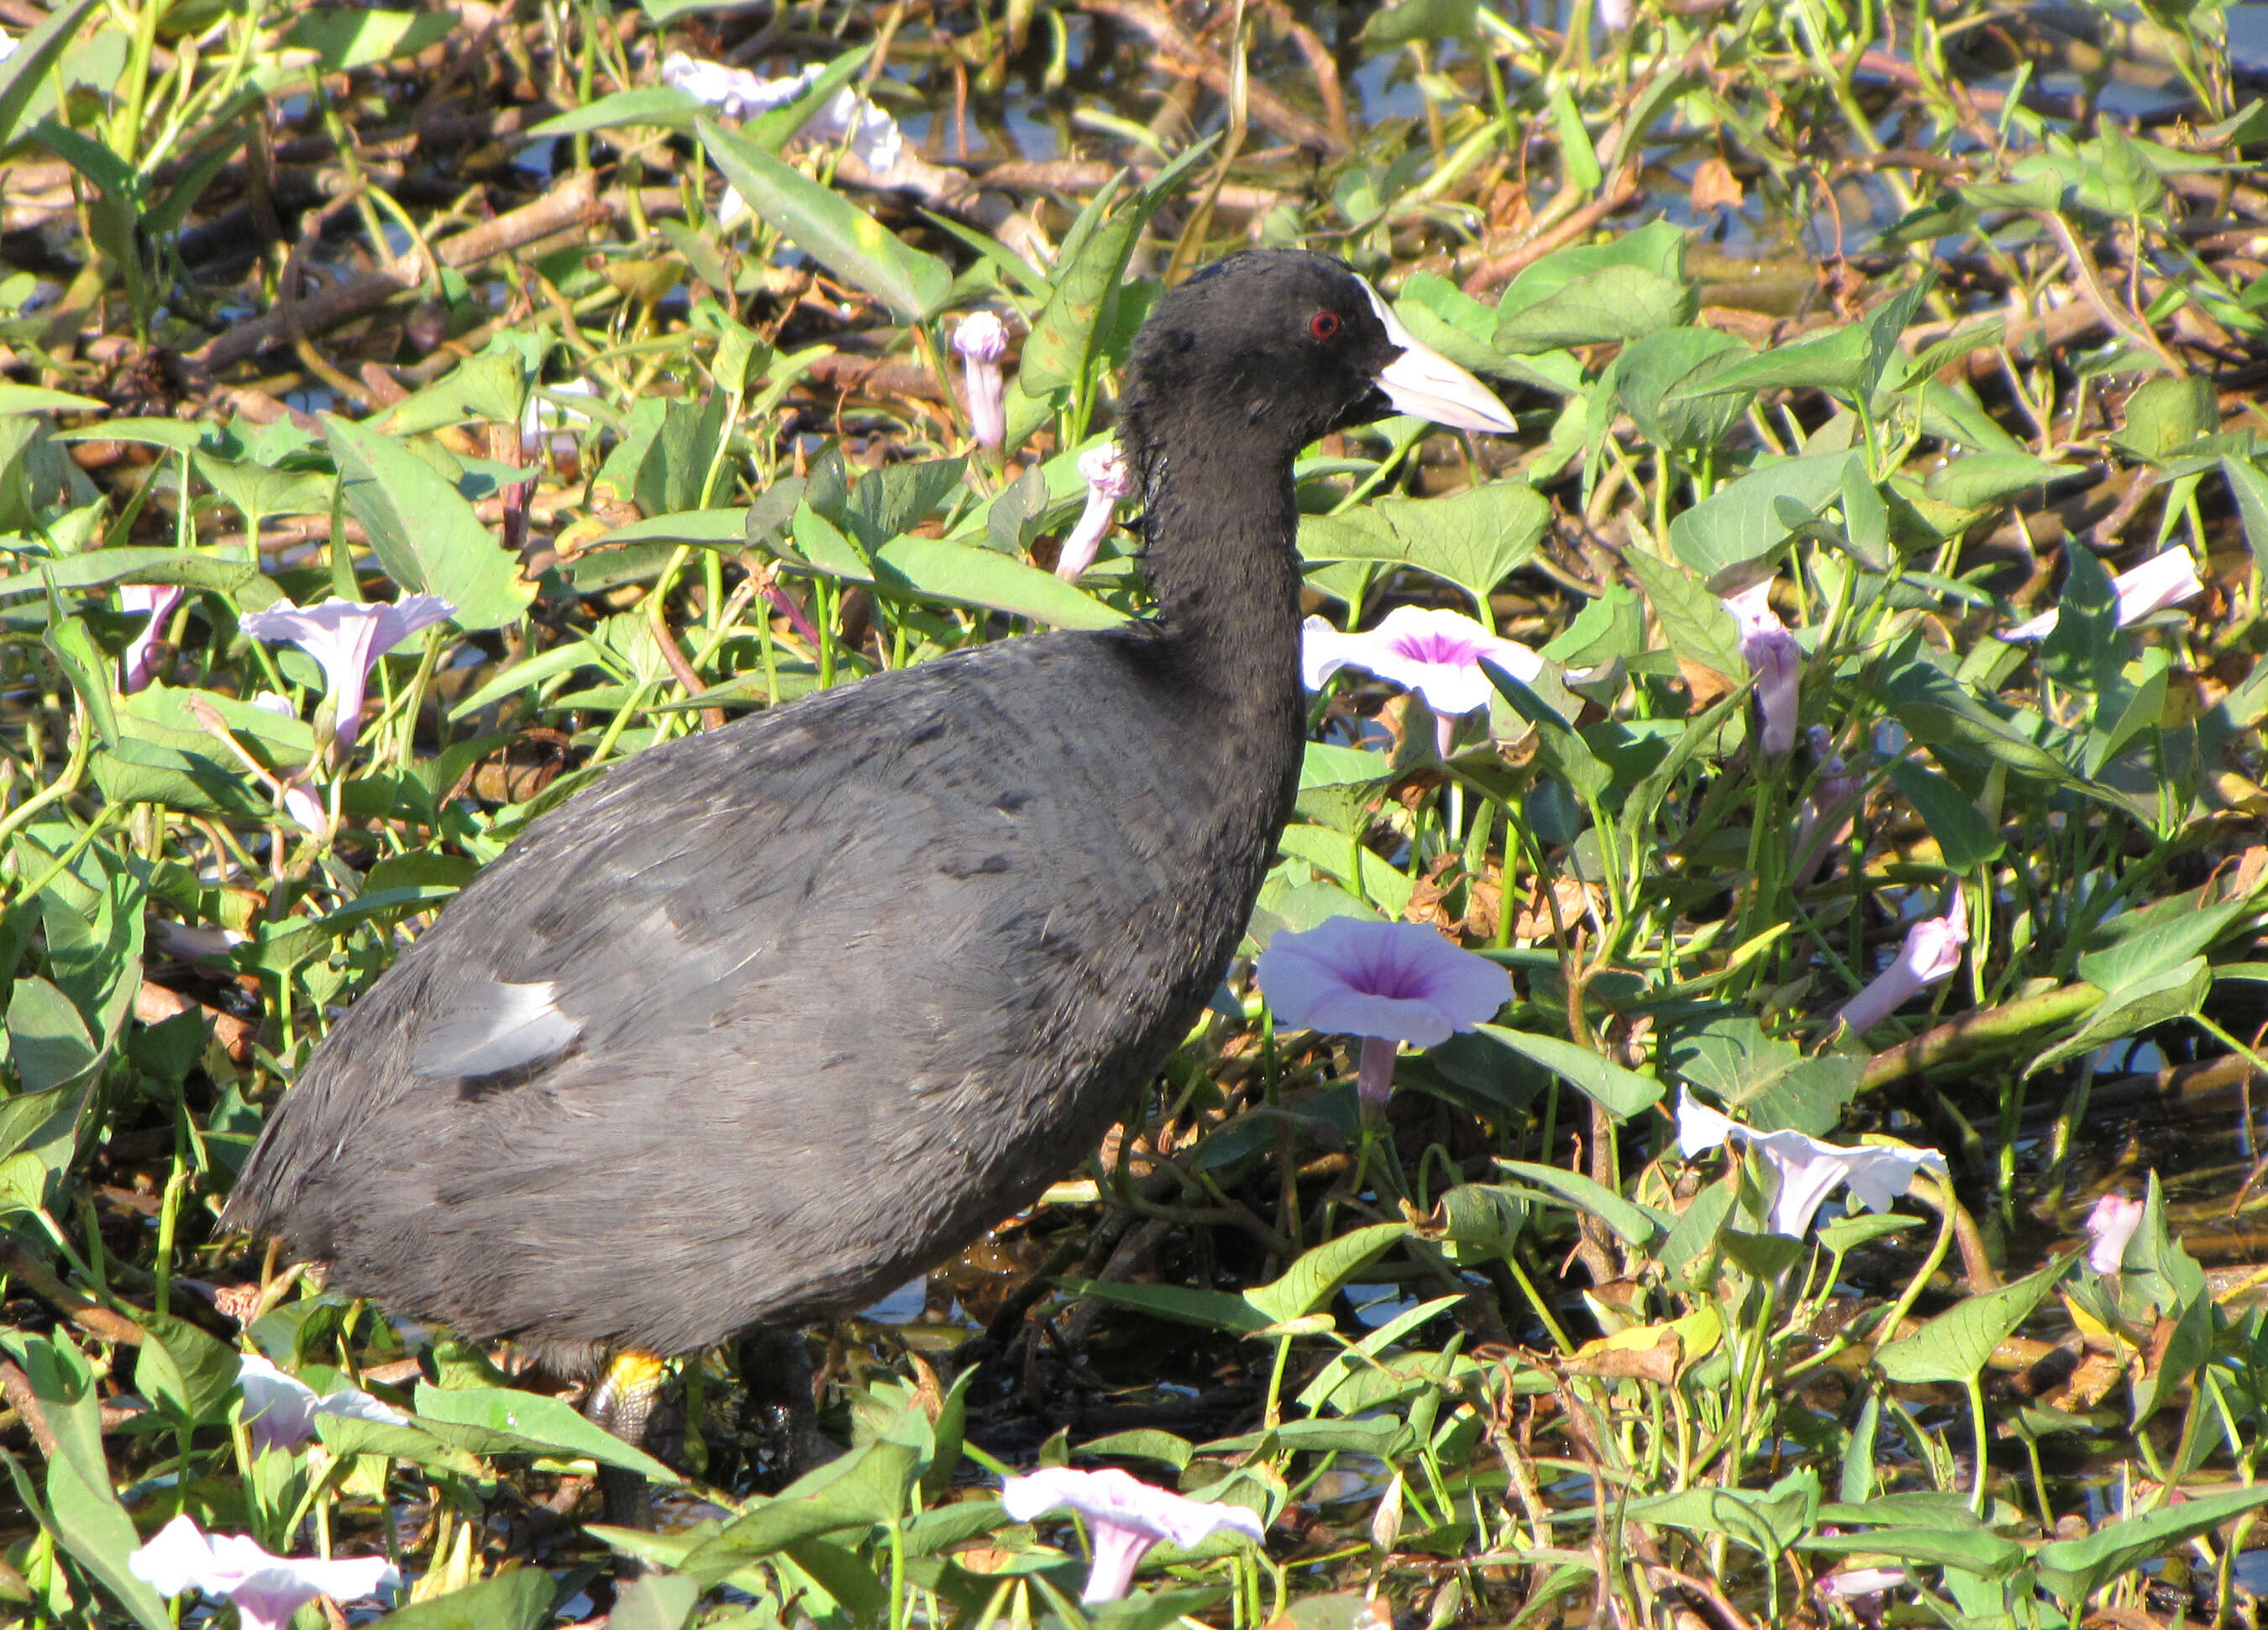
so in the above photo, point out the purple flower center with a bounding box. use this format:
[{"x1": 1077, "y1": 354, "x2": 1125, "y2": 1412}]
[
  {"x1": 1389, "y1": 632, "x2": 1485, "y2": 666},
  {"x1": 1339, "y1": 939, "x2": 1448, "y2": 1002}
]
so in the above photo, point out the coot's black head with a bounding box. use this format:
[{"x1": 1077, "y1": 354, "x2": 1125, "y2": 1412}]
[{"x1": 1119, "y1": 250, "x2": 1515, "y2": 465}]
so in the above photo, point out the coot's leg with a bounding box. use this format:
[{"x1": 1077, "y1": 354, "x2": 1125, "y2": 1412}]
[
  {"x1": 586, "y1": 1349, "x2": 668, "y2": 1531},
  {"x1": 737, "y1": 1325, "x2": 825, "y2": 1485}
]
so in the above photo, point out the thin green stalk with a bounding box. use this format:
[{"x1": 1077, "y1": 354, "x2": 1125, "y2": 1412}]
[{"x1": 0, "y1": 712, "x2": 90, "y2": 848}]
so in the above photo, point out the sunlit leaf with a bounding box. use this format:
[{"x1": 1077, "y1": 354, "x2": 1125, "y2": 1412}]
[
  {"x1": 1493, "y1": 1153, "x2": 1661, "y2": 1244},
  {"x1": 1243, "y1": 1222, "x2": 1411, "y2": 1324},
  {"x1": 1875, "y1": 1259, "x2": 2071, "y2": 1383},
  {"x1": 323, "y1": 414, "x2": 534, "y2": 630},
  {"x1": 697, "y1": 117, "x2": 951, "y2": 323},
  {"x1": 369, "y1": 1570, "x2": 557, "y2": 1630}
]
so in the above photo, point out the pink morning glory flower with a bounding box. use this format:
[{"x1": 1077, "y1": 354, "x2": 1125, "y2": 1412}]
[
  {"x1": 2083, "y1": 1192, "x2": 2145, "y2": 1275},
  {"x1": 954, "y1": 313, "x2": 1009, "y2": 454},
  {"x1": 1255, "y1": 916, "x2": 1511, "y2": 1105},
  {"x1": 1300, "y1": 605, "x2": 1544, "y2": 757},
  {"x1": 1999, "y1": 548, "x2": 2204, "y2": 642},
  {"x1": 1058, "y1": 444, "x2": 1131, "y2": 582},
  {"x1": 1675, "y1": 1090, "x2": 1946, "y2": 1237},
  {"x1": 129, "y1": 1515, "x2": 396, "y2": 1630},
  {"x1": 237, "y1": 1354, "x2": 407, "y2": 1458},
  {"x1": 237, "y1": 594, "x2": 454, "y2": 757},
  {"x1": 1835, "y1": 884, "x2": 1968, "y2": 1036},
  {"x1": 118, "y1": 583, "x2": 185, "y2": 693},
  {"x1": 1001, "y1": 1465, "x2": 1265, "y2": 1602},
  {"x1": 1722, "y1": 580, "x2": 1798, "y2": 757}
]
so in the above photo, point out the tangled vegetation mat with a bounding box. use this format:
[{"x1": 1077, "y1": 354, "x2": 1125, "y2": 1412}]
[{"x1": 3, "y1": 0, "x2": 2268, "y2": 1623}]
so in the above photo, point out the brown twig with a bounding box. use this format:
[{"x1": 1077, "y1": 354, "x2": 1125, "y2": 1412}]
[
  {"x1": 1252, "y1": 0, "x2": 1347, "y2": 150},
  {"x1": 2034, "y1": 209, "x2": 2187, "y2": 376},
  {"x1": 1861, "y1": 982, "x2": 2105, "y2": 1091},
  {"x1": 0, "y1": 1361, "x2": 60, "y2": 1458},
  {"x1": 1457, "y1": 167, "x2": 1645, "y2": 296},
  {"x1": 191, "y1": 171, "x2": 602, "y2": 371},
  {"x1": 1, "y1": 1247, "x2": 146, "y2": 1347},
  {"x1": 1067, "y1": 0, "x2": 1344, "y2": 155},
  {"x1": 649, "y1": 590, "x2": 728, "y2": 732},
  {"x1": 135, "y1": 981, "x2": 256, "y2": 1064}
]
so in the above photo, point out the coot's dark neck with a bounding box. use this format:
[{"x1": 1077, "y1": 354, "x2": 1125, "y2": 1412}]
[{"x1": 1127, "y1": 423, "x2": 1307, "y2": 727}]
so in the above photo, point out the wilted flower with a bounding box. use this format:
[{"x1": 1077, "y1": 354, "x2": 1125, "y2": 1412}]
[
  {"x1": 1792, "y1": 726, "x2": 1862, "y2": 887},
  {"x1": 150, "y1": 920, "x2": 248, "y2": 961},
  {"x1": 1256, "y1": 916, "x2": 1511, "y2": 1105},
  {"x1": 1001, "y1": 1465, "x2": 1265, "y2": 1602},
  {"x1": 237, "y1": 1353, "x2": 407, "y2": 1457},
  {"x1": 1723, "y1": 580, "x2": 1798, "y2": 757},
  {"x1": 129, "y1": 1515, "x2": 396, "y2": 1630},
  {"x1": 954, "y1": 313, "x2": 1009, "y2": 454},
  {"x1": 118, "y1": 584, "x2": 185, "y2": 693},
  {"x1": 2083, "y1": 1192, "x2": 2145, "y2": 1275},
  {"x1": 1999, "y1": 549, "x2": 2205, "y2": 642},
  {"x1": 659, "y1": 52, "x2": 901, "y2": 170},
  {"x1": 237, "y1": 595, "x2": 454, "y2": 756},
  {"x1": 1058, "y1": 444, "x2": 1131, "y2": 581},
  {"x1": 1676, "y1": 1090, "x2": 1947, "y2": 1237},
  {"x1": 1835, "y1": 885, "x2": 1968, "y2": 1036},
  {"x1": 1818, "y1": 1565, "x2": 1907, "y2": 1601},
  {"x1": 1300, "y1": 605, "x2": 1545, "y2": 758}
]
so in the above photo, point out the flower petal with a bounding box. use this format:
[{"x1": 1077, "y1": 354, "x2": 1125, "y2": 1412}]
[
  {"x1": 2111, "y1": 549, "x2": 2203, "y2": 624},
  {"x1": 1002, "y1": 1465, "x2": 1265, "y2": 1552},
  {"x1": 1681, "y1": 1105, "x2": 1946, "y2": 1238},
  {"x1": 1674, "y1": 1088, "x2": 1741, "y2": 1159},
  {"x1": 1835, "y1": 888, "x2": 1966, "y2": 1034},
  {"x1": 118, "y1": 583, "x2": 186, "y2": 693},
  {"x1": 130, "y1": 1515, "x2": 228, "y2": 1597},
  {"x1": 1297, "y1": 605, "x2": 1541, "y2": 719},
  {"x1": 239, "y1": 596, "x2": 455, "y2": 755},
  {"x1": 129, "y1": 1515, "x2": 396, "y2": 1620},
  {"x1": 238, "y1": 1354, "x2": 319, "y2": 1455},
  {"x1": 2083, "y1": 1192, "x2": 2145, "y2": 1275},
  {"x1": 1256, "y1": 918, "x2": 1508, "y2": 1045}
]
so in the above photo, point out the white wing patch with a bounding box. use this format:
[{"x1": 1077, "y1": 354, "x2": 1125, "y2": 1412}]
[{"x1": 411, "y1": 980, "x2": 580, "y2": 1080}]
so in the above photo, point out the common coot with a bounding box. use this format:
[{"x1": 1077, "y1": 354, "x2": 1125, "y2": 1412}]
[{"x1": 223, "y1": 249, "x2": 1515, "y2": 1479}]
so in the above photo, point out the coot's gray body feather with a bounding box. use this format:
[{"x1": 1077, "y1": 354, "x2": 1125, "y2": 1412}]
[
  {"x1": 223, "y1": 249, "x2": 1513, "y2": 1382},
  {"x1": 230, "y1": 627, "x2": 1299, "y2": 1366}
]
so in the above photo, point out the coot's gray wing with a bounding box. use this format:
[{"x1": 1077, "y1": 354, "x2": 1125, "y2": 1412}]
[{"x1": 228, "y1": 631, "x2": 1272, "y2": 1362}]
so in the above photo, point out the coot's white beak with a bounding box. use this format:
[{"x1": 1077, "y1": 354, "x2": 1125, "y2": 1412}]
[{"x1": 1360, "y1": 277, "x2": 1517, "y2": 435}]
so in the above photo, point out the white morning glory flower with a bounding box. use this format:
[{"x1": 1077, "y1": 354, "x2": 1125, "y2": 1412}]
[
  {"x1": 237, "y1": 595, "x2": 455, "y2": 756},
  {"x1": 1675, "y1": 1089, "x2": 1946, "y2": 1237},
  {"x1": 1721, "y1": 580, "x2": 1798, "y2": 758},
  {"x1": 954, "y1": 313, "x2": 1009, "y2": 454},
  {"x1": 1300, "y1": 605, "x2": 1544, "y2": 757},
  {"x1": 118, "y1": 583, "x2": 186, "y2": 694},
  {"x1": 1057, "y1": 444, "x2": 1131, "y2": 582},
  {"x1": 2082, "y1": 1192, "x2": 2145, "y2": 1275},
  {"x1": 237, "y1": 1353, "x2": 407, "y2": 1458},
  {"x1": 129, "y1": 1514, "x2": 396, "y2": 1630},
  {"x1": 659, "y1": 52, "x2": 901, "y2": 170},
  {"x1": 1999, "y1": 548, "x2": 2204, "y2": 642},
  {"x1": 1000, "y1": 1464, "x2": 1265, "y2": 1602}
]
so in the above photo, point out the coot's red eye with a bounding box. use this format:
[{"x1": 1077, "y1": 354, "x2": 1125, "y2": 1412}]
[{"x1": 1310, "y1": 311, "x2": 1341, "y2": 341}]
